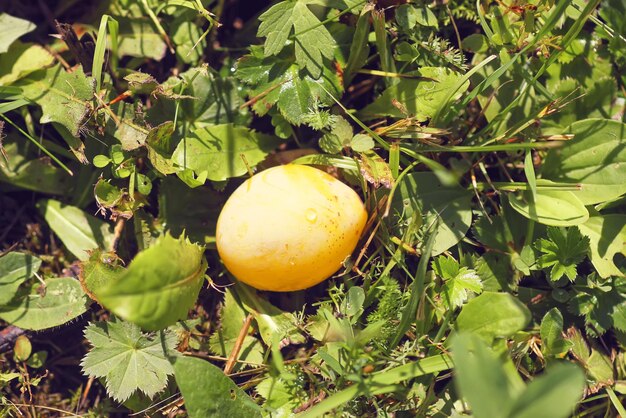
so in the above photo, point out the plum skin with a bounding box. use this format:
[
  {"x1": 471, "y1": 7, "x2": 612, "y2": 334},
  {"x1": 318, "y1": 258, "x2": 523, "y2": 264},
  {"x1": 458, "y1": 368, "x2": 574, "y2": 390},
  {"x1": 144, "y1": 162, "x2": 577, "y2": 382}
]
[{"x1": 216, "y1": 164, "x2": 368, "y2": 291}]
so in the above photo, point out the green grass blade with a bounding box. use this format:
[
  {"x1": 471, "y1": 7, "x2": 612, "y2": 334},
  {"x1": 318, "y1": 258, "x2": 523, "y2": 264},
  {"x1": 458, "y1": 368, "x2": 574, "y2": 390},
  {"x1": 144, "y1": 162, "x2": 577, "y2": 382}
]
[
  {"x1": 389, "y1": 222, "x2": 439, "y2": 348},
  {"x1": 93, "y1": 14, "x2": 110, "y2": 94}
]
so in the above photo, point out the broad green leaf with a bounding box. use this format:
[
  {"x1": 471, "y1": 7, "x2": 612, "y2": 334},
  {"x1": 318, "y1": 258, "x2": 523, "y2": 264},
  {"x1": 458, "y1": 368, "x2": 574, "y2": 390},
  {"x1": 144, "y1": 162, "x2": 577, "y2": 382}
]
[
  {"x1": 542, "y1": 119, "x2": 626, "y2": 205},
  {"x1": 359, "y1": 67, "x2": 469, "y2": 121},
  {"x1": 172, "y1": 124, "x2": 279, "y2": 182},
  {"x1": 456, "y1": 292, "x2": 531, "y2": 341},
  {"x1": 540, "y1": 308, "x2": 573, "y2": 355},
  {"x1": 37, "y1": 199, "x2": 115, "y2": 261},
  {"x1": 0, "y1": 277, "x2": 89, "y2": 330},
  {"x1": 0, "y1": 13, "x2": 35, "y2": 53},
  {"x1": 116, "y1": 17, "x2": 167, "y2": 61},
  {"x1": 258, "y1": 1, "x2": 336, "y2": 78},
  {"x1": 18, "y1": 64, "x2": 94, "y2": 137},
  {"x1": 508, "y1": 363, "x2": 585, "y2": 418},
  {"x1": 209, "y1": 290, "x2": 264, "y2": 371},
  {"x1": 389, "y1": 172, "x2": 472, "y2": 255},
  {"x1": 171, "y1": 12, "x2": 205, "y2": 64},
  {"x1": 95, "y1": 234, "x2": 207, "y2": 330},
  {"x1": 508, "y1": 184, "x2": 589, "y2": 226},
  {"x1": 158, "y1": 176, "x2": 225, "y2": 244},
  {"x1": 173, "y1": 356, "x2": 262, "y2": 418},
  {"x1": 452, "y1": 333, "x2": 515, "y2": 418},
  {"x1": 578, "y1": 215, "x2": 626, "y2": 278},
  {"x1": 146, "y1": 67, "x2": 247, "y2": 148},
  {"x1": 0, "y1": 41, "x2": 54, "y2": 86},
  {"x1": 0, "y1": 252, "x2": 41, "y2": 305},
  {"x1": 81, "y1": 320, "x2": 177, "y2": 402},
  {"x1": 0, "y1": 140, "x2": 71, "y2": 195}
]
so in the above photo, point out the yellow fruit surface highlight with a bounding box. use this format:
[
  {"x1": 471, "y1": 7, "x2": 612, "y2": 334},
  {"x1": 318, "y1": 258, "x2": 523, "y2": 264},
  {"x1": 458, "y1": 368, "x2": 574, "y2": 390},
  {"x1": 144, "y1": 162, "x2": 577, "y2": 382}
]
[{"x1": 216, "y1": 164, "x2": 368, "y2": 291}]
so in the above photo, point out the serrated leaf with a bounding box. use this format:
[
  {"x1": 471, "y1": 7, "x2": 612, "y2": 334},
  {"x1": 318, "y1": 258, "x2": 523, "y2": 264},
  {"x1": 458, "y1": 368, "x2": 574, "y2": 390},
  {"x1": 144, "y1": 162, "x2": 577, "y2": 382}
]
[
  {"x1": 19, "y1": 64, "x2": 94, "y2": 137},
  {"x1": 209, "y1": 290, "x2": 264, "y2": 370},
  {"x1": 0, "y1": 277, "x2": 89, "y2": 330},
  {"x1": 258, "y1": 1, "x2": 336, "y2": 78},
  {"x1": 542, "y1": 119, "x2": 626, "y2": 205},
  {"x1": 578, "y1": 214, "x2": 626, "y2": 278},
  {"x1": 456, "y1": 292, "x2": 531, "y2": 341},
  {"x1": 95, "y1": 234, "x2": 207, "y2": 330},
  {"x1": 235, "y1": 50, "x2": 342, "y2": 125},
  {"x1": 81, "y1": 320, "x2": 177, "y2": 402},
  {"x1": 535, "y1": 227, "x2": 589, "y2": 282},
  {"x1": 0, "y1": 13, "x2": 35, "y2": 53},
  {"x1": 0, "y1": 41, "x2": 54, "y2": 86},
  {"x1": 173, "y1": 356, "x2": 262, "y2": 418},
  {"x1": 172, "y1": 124, "x2": 279, "y2": 182},
  {"x1": 0, "y1": 252, "x2": 41, "y2": 305},
  {"x1": 359, "y1": 67, "x2": 469, "y2": 121},
  {"x1": 37, "y1": 199, "x2": 115, "y2": 261}
]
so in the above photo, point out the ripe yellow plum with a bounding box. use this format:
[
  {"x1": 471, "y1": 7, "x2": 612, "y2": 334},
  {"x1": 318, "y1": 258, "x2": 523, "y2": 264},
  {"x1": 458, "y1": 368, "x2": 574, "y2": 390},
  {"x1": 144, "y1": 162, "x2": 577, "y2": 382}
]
[{"x1": 216, "y1": 164, "x2": 368, "y2": 291}]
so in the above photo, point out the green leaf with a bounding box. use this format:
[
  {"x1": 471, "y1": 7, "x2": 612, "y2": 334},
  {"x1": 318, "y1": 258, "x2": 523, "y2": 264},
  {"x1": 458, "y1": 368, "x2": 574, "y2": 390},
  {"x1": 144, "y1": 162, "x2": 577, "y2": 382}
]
[
  {"x1": 171, "y1": 124, "x2": 279, "y2": 182},
  {"x1": 319, "y1": 116, "x2": 353, "y2": 153},
  {"x1": 508, "y1": 183, "x2": 589, "y2": 226},
  {"x1": 235, "y1": 48, "x2": 342, "y2": 125},
  {"x1": 37, "y1": 199, "x2": 115, "y2": 261},
  {"x1": 508, "y1": 363, "x2": 585, "y2": 418},
  {"x1": 95, "y1": 234, "x2": 207, "y2": 330},
  {"x1": 116, "y1": 17, "x2": 167, "y2": 61},
  {"x1": 0, "y1": 41, "x2": 54, "y2": 86},
  {"x1": 81, "y1": 320, "x2": 177, "y2": 402},
  {"x1": 360, "y1": 150, "x2": 394, "y2": 189},
  {"x1": 0, "y1": 277, "x2": 89, "y2": 330},
  {"x1": 18, "y1": 64, "x2": 94, "y2": 137},
  {"x1": 534, "y1": 227, "x2": 589, "y2": 282},
  {"x1": 540, "y1": 308, "x2": 573, "y2": 356},
  {"x1": 258, "y1": 1, "x2": 336, "y2": 78},
  {"x1": 234, "y1": 283, "x2": 304, "y2": 347},
  {"x1": 542, "y1": 119, "x2": 626, "y2": 205},
  {"x1": 209, "y1": 290, "x2": 264, "y2": 370},
  {"x1": 0, "y1": 13, "x2": 35, "y2": 53},
  {"x1": 350, "y1": 134, "x2": 374, "y2": 152},
  {"x1": 78, "y1": 250, "x2": 125, "y2": 302},
  {"x1": 0, "y1": 252, "x2": 41, "y2": 305},
  {"x1": 578, "y1": 214, "x2": 626, "y2": 278},
  {"x1": 452, "y1": 333, "x2": 516, "y2": 418},
  {"x1": 359, "y1": 67, "x2": 469, "y2": 121},
  {"x1": 0, "y1": 138, "x2": 71, "y2": 195},
  {"x1": 388, "y1": 172, "x2": 472, "y2": 255},
  {"x1": 456, "y1": 292, "x2": 531, "y2": 341},
  {"x1": 158, "y1": 176, "x2": 225, "y2": 244},
  {"x1": 173, "y1": 356, "x2": 262, "y2": 418}
]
